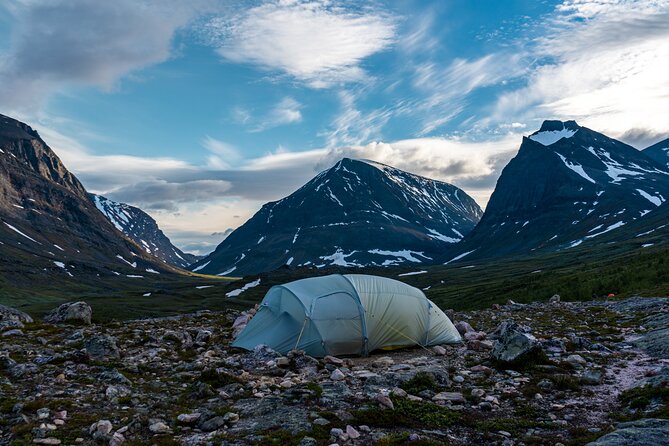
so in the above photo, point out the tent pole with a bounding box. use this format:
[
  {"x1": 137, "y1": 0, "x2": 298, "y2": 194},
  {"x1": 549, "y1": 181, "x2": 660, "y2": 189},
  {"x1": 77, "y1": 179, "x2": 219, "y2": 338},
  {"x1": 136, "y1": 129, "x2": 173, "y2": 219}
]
[{"x1": 294, "y1": 318, "x2": 308, "y2": 351}]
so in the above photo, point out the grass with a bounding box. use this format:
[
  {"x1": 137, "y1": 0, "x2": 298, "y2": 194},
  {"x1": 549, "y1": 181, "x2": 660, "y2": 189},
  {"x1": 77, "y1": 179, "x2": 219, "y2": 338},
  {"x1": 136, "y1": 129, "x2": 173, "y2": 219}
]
[
  {"x1": 400, "y1": 372, "x2": 443, "y2": 395},
  {"x1": 351, "y1": 397, "x2": 460, "y2": 429},
  {"x1": 616, "y1": 384, "x2": 669, "y2": 420}
]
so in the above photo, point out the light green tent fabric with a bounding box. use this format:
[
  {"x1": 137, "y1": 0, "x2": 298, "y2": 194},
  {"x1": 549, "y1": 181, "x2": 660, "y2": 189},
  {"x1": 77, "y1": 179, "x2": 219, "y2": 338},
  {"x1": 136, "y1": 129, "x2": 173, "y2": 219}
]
[{"x1": 232, "y1": 274, "x2": 461, "y2": 357}]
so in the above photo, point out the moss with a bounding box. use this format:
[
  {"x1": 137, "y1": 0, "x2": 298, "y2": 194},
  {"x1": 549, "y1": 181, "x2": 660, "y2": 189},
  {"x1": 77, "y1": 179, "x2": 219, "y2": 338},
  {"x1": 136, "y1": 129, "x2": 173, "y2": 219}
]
[
  {"x1": 400, "y1": 372, "x2": 442, "y2": 395},
  {"x1": 551, "y1": 374, "x2": 581, "y2": 391},
  {"x1": 305, "y1": 382, "x2": 323, "y2": 398},
  {"x1": 351, "y1": 397, "x2": 459, "y2": 429},
  {"x1": 198, "y1": 369, "x2": 241, "y2": 388},
  {"x1": 474, "y1": 417, "x2": 549, "y2": 435},
  {"x1": 376, "y1": 432, "x2": 445, "y2": 446},
  {"x1": 616, "y1": 384, "x2": 669, "y2": 420}
]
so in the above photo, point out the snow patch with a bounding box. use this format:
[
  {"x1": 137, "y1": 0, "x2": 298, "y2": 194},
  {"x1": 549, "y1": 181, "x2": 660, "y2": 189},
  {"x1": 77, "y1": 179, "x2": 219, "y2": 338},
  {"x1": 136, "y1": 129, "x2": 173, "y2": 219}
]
[
  {"x1": 398, "y1": 270, "x2": 427, "y2": 276},
  {"x1": 226, "y1": 279, "x2": 261, "y2": 297},
  {"x1": 636, "y1": 189, "x2": 664, "y2": 207},
  {"x1": 530, "y1": 128, "x2": 577, "y2": 146},
  {"x1": 192, "y1": 260, "x2": 211, "y2": 272}
]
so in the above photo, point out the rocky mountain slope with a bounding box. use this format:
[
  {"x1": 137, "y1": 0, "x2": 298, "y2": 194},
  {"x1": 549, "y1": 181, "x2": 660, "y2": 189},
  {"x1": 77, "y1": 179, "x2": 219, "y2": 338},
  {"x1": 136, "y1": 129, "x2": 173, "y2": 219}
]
[
  {"x1": 190, "y1": 158, "x2": 482, "y2": 276},
  {"x1": 91, "y1": 194, "x2": 199, "y2": 268},
  {"x1": 643, "y1": 137, "x2": 669, "y2": 169},
  {"x1": 2, "y1": 295, "x2": 668, "y2": 445},
  {"x1": 446, "y1": 120, "x2": 669, "y2": 263},
  {"x1": 0, "y1": 114, "x2": 172, "y2": 286}
]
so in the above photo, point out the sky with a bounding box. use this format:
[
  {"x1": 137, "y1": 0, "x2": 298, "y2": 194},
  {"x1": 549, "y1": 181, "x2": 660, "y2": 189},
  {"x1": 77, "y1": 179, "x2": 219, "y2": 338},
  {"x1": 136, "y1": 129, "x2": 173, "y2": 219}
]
[{"x1": 1, "y1": 0, "x2": 669, "y2": 255}]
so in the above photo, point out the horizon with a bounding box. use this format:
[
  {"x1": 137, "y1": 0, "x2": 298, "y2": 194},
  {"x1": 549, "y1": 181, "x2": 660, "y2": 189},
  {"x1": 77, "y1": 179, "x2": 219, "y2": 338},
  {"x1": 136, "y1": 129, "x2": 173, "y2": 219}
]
[{"x1": 2, "y1": 0, "x2": 669, "y2": 255}]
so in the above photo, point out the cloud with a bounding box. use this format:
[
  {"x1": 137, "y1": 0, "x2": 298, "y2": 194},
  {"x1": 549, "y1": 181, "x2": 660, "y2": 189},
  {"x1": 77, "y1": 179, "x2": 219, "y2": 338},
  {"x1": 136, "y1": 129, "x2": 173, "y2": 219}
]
[
  {"x1": 317, "y1": 133, "x2": 521, "y2": 207},
  {"x1": 204, "y1": 0, "x2": 397, "y2": 88},
  {"x1": 202, "y1": 136, "x2": 242, "y2": 169},
  {"x1": 250, "y1": 97, "x2": 303, "y2": 132},
  {"x1": 107, "y1": 179, "x2": 233, "y2": 212},
  {"x1": 323, "y1": 90, "x2": 410, "y2": 147},
  {"x1": 491, "y1": 0, "x2": 669, "y2": 139},
  {"x1": 0, "y1": 0, "x2": 214, "y2": 111}
]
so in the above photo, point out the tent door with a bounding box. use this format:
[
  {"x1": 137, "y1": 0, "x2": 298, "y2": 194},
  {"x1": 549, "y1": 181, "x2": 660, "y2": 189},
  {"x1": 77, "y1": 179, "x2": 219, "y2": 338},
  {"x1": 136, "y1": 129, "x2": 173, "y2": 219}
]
[{"x1": 310, "y1": 292, "x2": 364, "y2": 356}]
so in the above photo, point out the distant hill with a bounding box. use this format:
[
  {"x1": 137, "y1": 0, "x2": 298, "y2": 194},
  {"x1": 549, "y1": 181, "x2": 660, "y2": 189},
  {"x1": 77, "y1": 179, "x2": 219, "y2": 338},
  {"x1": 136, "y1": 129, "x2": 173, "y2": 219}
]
[{"x1": 91, "y1": 194, "x2": 199, "y2": 268}]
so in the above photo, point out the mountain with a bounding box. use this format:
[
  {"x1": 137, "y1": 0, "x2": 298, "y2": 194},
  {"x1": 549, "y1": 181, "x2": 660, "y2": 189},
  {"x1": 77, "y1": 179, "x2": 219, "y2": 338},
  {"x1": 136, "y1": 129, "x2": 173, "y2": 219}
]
[
  {"x1": 446, "y1": 120, "x2": 669, "y2": 263},
  {"x1": 190, "y1": 157, "x2": 482, "y2": 276},
  {"x1": 91, "y1": 194, "x2": 200, "y2": 268},
  {"x1": 643, "y1": 137, "x2": 669, "y2": 169},
  {"x1": 0, "y1": 113, "x2": 172, "y2": 285}
]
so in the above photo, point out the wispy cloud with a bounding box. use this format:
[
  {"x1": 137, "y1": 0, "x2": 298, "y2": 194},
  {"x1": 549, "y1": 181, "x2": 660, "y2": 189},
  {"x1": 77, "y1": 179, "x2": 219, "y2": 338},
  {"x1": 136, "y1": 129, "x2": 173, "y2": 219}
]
[
  {"x1": 203, "y1": 0, "x2": 397, "y2": 88},
  {"x1": 492, "y1": 0, "x2": 669, "y2": 140},
  {"x1": 0, "y1": 0, "x2": 213, "y2": 110},
  {"x1": 251, "y1": 96, "x2": 303, "y2": 132}
]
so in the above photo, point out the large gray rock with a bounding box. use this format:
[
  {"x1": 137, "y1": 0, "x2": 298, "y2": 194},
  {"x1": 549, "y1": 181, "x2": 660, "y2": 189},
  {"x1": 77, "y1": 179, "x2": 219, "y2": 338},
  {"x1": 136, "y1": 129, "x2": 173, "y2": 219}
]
[
  {"x1": 491, "y1": 321, "x2": 542, "y2": 364},
  {"x1": 43, "y1": 301, "x2": 92, "y2": 325},
  {"x1": 85, "y1": 335, "x2": 120, "y2": 360},
  {"x1": 0, "y1": 304, "x2": 33, "y2": 324},
  {"x1": 635, "y1": 311, "x2": 669, "y2": 359},
  {"x1": 586, "y1": 419, "x2": 669, "y2": 445}
]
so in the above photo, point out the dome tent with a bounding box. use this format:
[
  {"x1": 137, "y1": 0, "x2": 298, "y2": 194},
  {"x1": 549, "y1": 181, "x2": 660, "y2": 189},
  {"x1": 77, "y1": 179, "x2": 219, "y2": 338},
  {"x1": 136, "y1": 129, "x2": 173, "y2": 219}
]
[{"x1": 232, "y1": 274, "x2": 461, "y2": 357}]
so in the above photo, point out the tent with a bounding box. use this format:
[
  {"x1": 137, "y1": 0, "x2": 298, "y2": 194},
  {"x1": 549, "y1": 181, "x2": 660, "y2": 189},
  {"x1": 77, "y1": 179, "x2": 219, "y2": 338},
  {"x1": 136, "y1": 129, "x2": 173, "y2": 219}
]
[{"x1": 232, "y1": 274, "x2": 461, "y2": 357}]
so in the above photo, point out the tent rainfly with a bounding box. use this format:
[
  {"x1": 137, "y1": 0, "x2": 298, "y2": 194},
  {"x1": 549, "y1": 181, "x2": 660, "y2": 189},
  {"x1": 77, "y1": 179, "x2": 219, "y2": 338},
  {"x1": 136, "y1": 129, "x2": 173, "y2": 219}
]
[{"x1": 232, "y1": 274, "x2": 462, "y2": 357}]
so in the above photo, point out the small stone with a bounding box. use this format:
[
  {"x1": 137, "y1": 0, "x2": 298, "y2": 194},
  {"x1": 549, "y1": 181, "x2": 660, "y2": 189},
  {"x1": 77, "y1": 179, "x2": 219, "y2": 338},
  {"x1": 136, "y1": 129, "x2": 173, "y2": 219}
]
[
  {"x1": 453, "y1": 375, "x2": 465, "y2": 383},
  {"x1": 391, "y1": 387, "x2": 407, "y2": 398},
  {"x1": 148, "y1": 421, "x2": 171, "y2": 434},
  {"x1": 330, "y1": 368, "x2": 345, "y2": 381},
  {"x1": 313, "y1": 418, "x2": 330, "y2": 426},
  {"x1": 280, "y1": 380, "x2": 293, "y2": 388},
  {"x1": 32, "y1": 439, "x2": 61, "y2": 445},
  {"x1": 549, "y1": 294, "x2": 561, "y2": 304},
  {"x1": 372, "y1": 357, "x2": 394, "y2": 368},
  {"x1": 276, "y1": 357, "x2": 291, "y2": 367},
  {"x1": 37, "y1": 408, "x2": 50, "y2": 419},
  {"x1": 432, "y1": 392, "x2": 465, "y2": 404},
  {"x1": 455, "y1": 321, "x2": 475, "y2": 335},
  {"x1": 324, "y1": 355, "x2": 344, "y2": 366},
  {"x1": 109, "y1": 432, "x2": 125, "y2": 446},
  {"x1": 375, "y1": 394, "x2": 394, "y2": 410},
  {"x1": 223, "y1": 412, "x2": 239, "y2": 424},
  {"x1": 89, "y1": 420, "x2": 113, "y2": 440},
  {"x1": 432, "y1": 346, "x2": 447, "y2": 356},
  {"x1": 177, "y1": 413, "x2": 201, "y2": 424},
  {"x1": 345, "y1": 425, "x2": 360, "y2": 439}
]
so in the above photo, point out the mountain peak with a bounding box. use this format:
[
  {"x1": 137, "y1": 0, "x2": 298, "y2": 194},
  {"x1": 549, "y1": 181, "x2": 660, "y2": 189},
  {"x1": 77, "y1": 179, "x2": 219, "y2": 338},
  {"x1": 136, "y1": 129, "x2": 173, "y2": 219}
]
[
  {"x1": 529, "y1": 120, "x2": 581, "y2": 146},
  {"x1": 537, "y1": 120, "x2": 580, "y2": 132}
]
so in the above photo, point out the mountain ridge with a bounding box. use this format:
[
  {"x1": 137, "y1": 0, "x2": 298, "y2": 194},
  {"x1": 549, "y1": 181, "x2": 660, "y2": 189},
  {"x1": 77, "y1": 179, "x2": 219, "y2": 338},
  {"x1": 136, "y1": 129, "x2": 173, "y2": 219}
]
[
  {"x1": 190, "y1": 157, "x2": 482, "y2": 276},
  {"x1": 90, "y1": 194, "x2": 200, "y2": 268}
]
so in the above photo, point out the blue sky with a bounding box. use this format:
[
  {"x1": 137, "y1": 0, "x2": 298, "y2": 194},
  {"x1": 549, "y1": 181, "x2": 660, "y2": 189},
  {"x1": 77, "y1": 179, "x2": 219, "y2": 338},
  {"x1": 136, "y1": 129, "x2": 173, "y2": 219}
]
[{"x1": 1, "y1": 0, "x2": 668, "y2": 254}]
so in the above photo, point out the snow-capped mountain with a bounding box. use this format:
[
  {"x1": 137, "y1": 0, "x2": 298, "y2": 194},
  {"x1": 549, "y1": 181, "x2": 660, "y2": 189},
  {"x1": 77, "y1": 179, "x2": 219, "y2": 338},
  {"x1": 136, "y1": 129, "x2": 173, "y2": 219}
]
[
  {"x1": 643, "y1": 137, "x2": 669, "y2": 169},
  {"x1": 91, "y1": 194, "x2": 199, "y2": 268},
  {"x1": 0, "y1": 114, "x2": 171, "y2": 281},
  {"x1": 190, "y1": 157, "x2": 482, "y2": 276},
  {"x1": 445, "y1": 120, "x2": 669, "y2": 263}
]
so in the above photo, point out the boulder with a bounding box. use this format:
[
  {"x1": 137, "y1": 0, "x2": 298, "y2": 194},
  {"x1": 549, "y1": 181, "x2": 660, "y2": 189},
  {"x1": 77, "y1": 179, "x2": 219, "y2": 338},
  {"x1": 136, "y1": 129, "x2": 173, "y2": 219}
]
[
  {"x1": 43, "y1": 302, "x2": 92, "y2": 325},
  {"x1": 85, "y1": 335, "x2": 120, "y2": 360},
  {"x1": 0, "y1": 304, "x2": 33, "y2": 324},
  {"x1": 586, "y1": 419, "x2": 669, "y2": 445},
  {"x1": 491, "y1": 321, "x2": 543, "y2": 364}
]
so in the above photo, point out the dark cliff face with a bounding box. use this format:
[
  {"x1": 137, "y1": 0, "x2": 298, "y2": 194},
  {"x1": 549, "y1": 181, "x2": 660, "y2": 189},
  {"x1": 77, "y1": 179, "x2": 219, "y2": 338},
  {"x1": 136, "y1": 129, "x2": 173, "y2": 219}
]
[
  {"x1": 91, "y1": 194, "x2": 199, "y2": 268},
  {"x1": 447, "y1": 121, "x2": 669, "y2": 263},
  {"x1": 0, "y1": 114, "x2": 172, "y2": 283},
  {"x1": 190, "y1": 158, "x2": 482, "y2": 276}
]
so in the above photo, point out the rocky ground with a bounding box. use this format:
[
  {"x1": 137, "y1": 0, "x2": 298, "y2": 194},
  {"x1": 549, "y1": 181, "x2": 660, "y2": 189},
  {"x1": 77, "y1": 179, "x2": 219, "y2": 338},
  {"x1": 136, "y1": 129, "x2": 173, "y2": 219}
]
[{"x1": 1, "y1": 296, "x2": 669, "y2": 446}]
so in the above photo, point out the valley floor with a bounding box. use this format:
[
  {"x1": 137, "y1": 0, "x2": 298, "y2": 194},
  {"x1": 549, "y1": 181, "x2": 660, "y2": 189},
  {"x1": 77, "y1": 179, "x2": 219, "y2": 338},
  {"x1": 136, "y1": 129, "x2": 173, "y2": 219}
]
[{"x1": 1, "y1": 297, "x2": 669, "y2": 446}]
